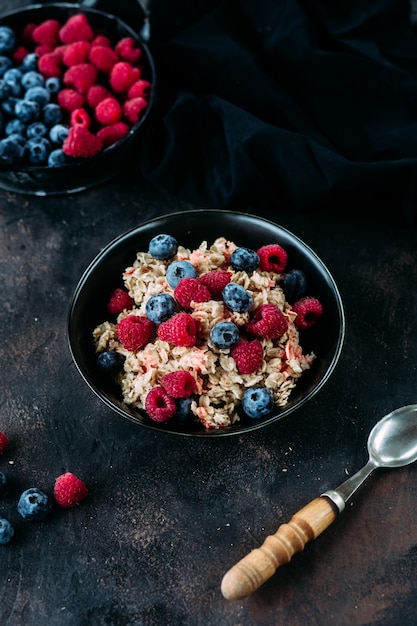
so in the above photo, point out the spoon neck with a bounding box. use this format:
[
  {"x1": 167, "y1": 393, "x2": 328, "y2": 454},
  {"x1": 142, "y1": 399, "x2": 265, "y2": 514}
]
[{"x1": 322, "y1": 460, "x2": 376, "y2": 513}]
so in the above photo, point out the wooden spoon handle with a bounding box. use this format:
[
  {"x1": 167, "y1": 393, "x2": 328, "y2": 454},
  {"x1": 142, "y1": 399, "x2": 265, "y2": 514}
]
[{"x1": 221, "y1": 496, "x2": 338, "y2": 600}]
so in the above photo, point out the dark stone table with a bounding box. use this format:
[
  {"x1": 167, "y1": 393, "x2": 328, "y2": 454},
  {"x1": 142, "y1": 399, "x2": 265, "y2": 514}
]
[{"x1": 1, "y1": 166, "x2": 417, "y2": 626}]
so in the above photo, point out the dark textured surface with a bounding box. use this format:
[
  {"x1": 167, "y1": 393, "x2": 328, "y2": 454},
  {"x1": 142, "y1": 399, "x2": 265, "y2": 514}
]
[{"x1": 1, "y1": 2, "x2": 417, "y2": 625}]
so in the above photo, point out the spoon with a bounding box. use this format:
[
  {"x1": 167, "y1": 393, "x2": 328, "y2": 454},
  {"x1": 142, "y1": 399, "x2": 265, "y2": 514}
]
[{"x1": 221, "y1": 404, "x2": 417, "y2": 600}]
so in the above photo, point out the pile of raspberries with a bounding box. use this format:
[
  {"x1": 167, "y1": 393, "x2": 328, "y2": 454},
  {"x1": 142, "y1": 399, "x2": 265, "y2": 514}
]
[
  {"x1": 102, "y1": 237, "x2": 324, "y2": 424},
  {"x1": 4, "y1": 12, "x2": 151, "y2": 161}
]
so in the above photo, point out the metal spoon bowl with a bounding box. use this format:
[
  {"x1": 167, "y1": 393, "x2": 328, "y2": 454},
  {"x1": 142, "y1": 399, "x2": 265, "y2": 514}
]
[{"x1": 221, "y1": 404, "x2": 417, "y2": 600}]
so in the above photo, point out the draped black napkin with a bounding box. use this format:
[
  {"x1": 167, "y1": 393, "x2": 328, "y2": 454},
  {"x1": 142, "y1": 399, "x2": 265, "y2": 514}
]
[{"x1": 133, "y1": 0, "x2": 417, "y2": 224}]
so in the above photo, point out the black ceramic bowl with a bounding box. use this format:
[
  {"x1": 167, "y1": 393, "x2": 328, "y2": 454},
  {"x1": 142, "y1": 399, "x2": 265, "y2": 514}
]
[
  {"x1": 67, "y1": 209, "x2": 345, "y2": 437},
  {"x1": 0, "y1": 2, "x2": 155, "y2": 195}
]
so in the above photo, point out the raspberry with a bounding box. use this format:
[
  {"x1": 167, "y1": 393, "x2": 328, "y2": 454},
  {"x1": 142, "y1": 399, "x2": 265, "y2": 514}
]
[
  {"x1": 199, "y1": 270, "x2": 231, "y2": 299},
  {"x1": 86, "y1": 84, "x2": 112, "y2": 108},
  {"x1": 59, "y1": 14, "x2": 94, "y2": 44},
  {"x1": 54, "y1": 472, "x2": 89, "y2": 508},
  {"x1": 97, "y1": 122, "x2": 130, "y2": 148},
  {"x1": 174, "y1": 278, "x2": 211, "y2": 309},
  {"x1": 127, "y1": 79, "x2": 152, "y2": 99},
  {"x1": 64, "y1": 63, "x2": 98, "y2": 93},
  {"x1": 95, "y1": 97, "x2": 122, "y2": 125},
  {"x1": 107, "y1": 288, "x2": 134, "y2": 315},
  {"x1": 12, "y1": 46, "x2": 29, "y2": 65},
  {"x1": 157, "y1": 312, "x2": 197, "y2": 347},
  {"x1": 63, "y1": 126, "x2": 102, "y2": 157},
  {"x1": 247, "y1": 303, "x2": 288, "y2": 339},
  {"x1": 21, "y1": 23, "x2": 37, "y2": 47},
  {"x1": 70, "y1": 107, "x2": 91, "y2": 128},
  {"x1": 292, "y1": 297, "x2": 323, "y2": 330},
  {"x1": 33, "y1": 19, "x2": 61, "y2": 47},
  {"x1": 89, "y1": 45, "x2": 118, "y2": 73},
  {"x1": 230, "y1": 339, "x2": 264, "y2": 374},
  {"x1": 57, "y1": 88, "x2": 85, "y2": 112},
  {"x1": 38, "y1": 52, "x2": 63, "y2": 78},
  {"x1": 123, "y1": 97, "x2": 148, "y2": 124},
  {"x1": 0, "y1": 432, "x2": 9, "y2": 454},
  {"x1": 115, "y1": 37, "x2": 142, "y2": 64},
  {"x1": 160, "y1": 371, "x2": 196, "y2": 398},
  {"x1": 91, "y1": 35, "x2": 111, "y2": 48},
  {"x1": 109, "y1": 61, "x2": 141, "y2": 93},
  {"x1": 62, "y1": 40, "x2": 91, "y2": 67},
  {"x1": 145, "y1": 386, "x2": 176, "y2": 422},
  {"x1": 257, "y1": 244, "x2": 288, "y2": 273},
  {"x1": 117, "y1": 315, "x2": 154, "y2": 351}
]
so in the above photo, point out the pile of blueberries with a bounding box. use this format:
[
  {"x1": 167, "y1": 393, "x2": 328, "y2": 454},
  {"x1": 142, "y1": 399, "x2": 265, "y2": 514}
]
[{"x1": 0, "y1": 25, "x2": 70, "y2": 167}]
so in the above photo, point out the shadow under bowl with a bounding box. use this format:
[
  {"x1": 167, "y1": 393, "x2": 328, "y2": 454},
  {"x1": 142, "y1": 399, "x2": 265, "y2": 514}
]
[{"x1": 67, "y1": 209, "x2": 346, "y2": 437}]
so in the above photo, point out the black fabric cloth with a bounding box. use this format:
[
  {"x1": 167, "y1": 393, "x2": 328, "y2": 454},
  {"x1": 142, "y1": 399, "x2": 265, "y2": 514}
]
[{"x1": 133, "y1": 0, "x2": 417, "y2": 224}]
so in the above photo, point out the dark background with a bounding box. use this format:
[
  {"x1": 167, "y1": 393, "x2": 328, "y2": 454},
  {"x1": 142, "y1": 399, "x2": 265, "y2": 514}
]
[{"x1": 1, "y1": 1, "x2": 417, "y2": 625}]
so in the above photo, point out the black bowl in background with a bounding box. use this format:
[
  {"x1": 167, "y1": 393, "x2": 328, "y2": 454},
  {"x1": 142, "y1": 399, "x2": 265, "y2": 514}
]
[
  {"x1": 67, "y1": 209, "x2": 346, "y2": 437},
  {"x1": 0, "y1": 2, "x2": 155, "y2": 195}
]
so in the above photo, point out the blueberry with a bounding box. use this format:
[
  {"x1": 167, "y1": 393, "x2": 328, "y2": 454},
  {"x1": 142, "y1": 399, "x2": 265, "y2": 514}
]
[
  {"x1": 145, "y1": 293, "x2": 176, "y2": 323},
  {"x1": 25, "y1": 136, "x2": 51, "y2": 165},
  {"x1": 242, "y1": 387, "x2": 274, "y2": 418},
  {"x1": 222, "y1": 282, "x2": 253, "y2": 313},
  {"x1": 21, "y1": 70, "x2": 44, "y2": 90},
  {"x1": 96, "y1": 350, "x2": 125, "y2": 376},
  {"x1": 48, "y1": 148, "x2": 69, "y2": 167},
  {"x1": 43, "y1": 104, "x2": 63, "y2": 127},
  {"x1": 148, "y1": 234, "x2": 178, "y2": 260},
  {"x1": 3, "y1": 68, "x2": 22, "y2": 96},
  {"x1": 0, "y1": 26, "x2": 16, "y2": 54},
  {"x1": 0, "y1": 55, "x2": 12, "y2": 77},
  {"x1": 17, "y1": 487, "x2": 51, "y2": 521},
  {"x1": 166, "y1": 260, "x2": 196, "y2": 288},
  {"x1": 210, "y1": 321, "x2": 240, "y2": 349},
  {"x1": 0, "y1": 80, "x2": 11, "y2": 100},
  {"x1": 22, "y1": 53, "x2": 40, "y2": 71},
  {"x1": 24, "y1": 86, "x2": 50, "y2": 107},
  {"x1": 230, "y1": 247, "x2": 260, "y2": 272},
  {"x1": 282, "y1": 269, "x2": 307, "y2": 303},
  {"x1": 45, "y1": 77, "x2": 61, "y2": 94},
  {"x1": 49, "y1": 123, "x2": 69, "y2": 144},
  {"x1": 26, "y1": 121, "x2": 48, "y2": 139},
  {"x1": 0, "y1": 471, "x2": 7, "y2": 498},
  {"x1": 5, "y1": 118, "x2": 26, "y2": 136},
  {"x1": 0, "y1": 518, "x2": 14, "y2": 544},
  {"x1": 175, "y1": 396, "x2": 195, "y2": 423},
  {"x1": 15, "y1": 98, "x2": 40, "y2": 123},
  {"x1": 1, "y1": 96, "x2": 17, "y2": 115},
  {"x1": 0, "y1": 135, "x2": 24, "y2": 165}
]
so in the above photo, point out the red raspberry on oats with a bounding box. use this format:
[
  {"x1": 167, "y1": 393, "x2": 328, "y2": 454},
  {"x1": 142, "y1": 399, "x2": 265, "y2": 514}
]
[
  {"x1": 174, "y1": 278, "x2": 211, "y2": 309},
  {"x1": 257, "y1": 244, "x2": 288, "y2": 273},
  {"x1": 63, "y1": 126, "x2": 102, "y2": 158},
  {"x1": 59, "y1": 13, "x2": 94, "y2": 44},
  {"x1": 247, "y1": 303, "x2": 288, "y2": 339},
  {"x1": 0, "y1": 432, "x2": 9, "y2": 454},
  {"x1": 230, "y1": 339, "x2": 264, "y2": 374},
  {"x1": 107, "y1": 288, "x2": 134, "y2": 315},
  {"x1": 157, "y1": 312, "x2": 197, "y2": 347},
  {"x1": 199, "y1": 270, "x2": 232, "y2": 300},
  {"x1": 292, "y1": 297, "x2": 323, "y2": 330},
  {"x1": 145, "y1": 387, "x2": 177, "y2": 422},
  {"x1": 160, "y1": 371, "x2": 196, "y2": 398},
  {"x1": 54, "y1": 472, "x2": 89, "y2": 508},
  {"x1": 117, "y1": 315, "x2": 154, "y2": 351},
  {"x1": 97, "y1": 122, "x2": 130, "y2": 148}
]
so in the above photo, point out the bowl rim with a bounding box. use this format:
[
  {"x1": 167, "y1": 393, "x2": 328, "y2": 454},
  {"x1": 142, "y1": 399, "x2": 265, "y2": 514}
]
[{"x1": 67, "y1": 208, "x2": 346, "y2": 437}]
